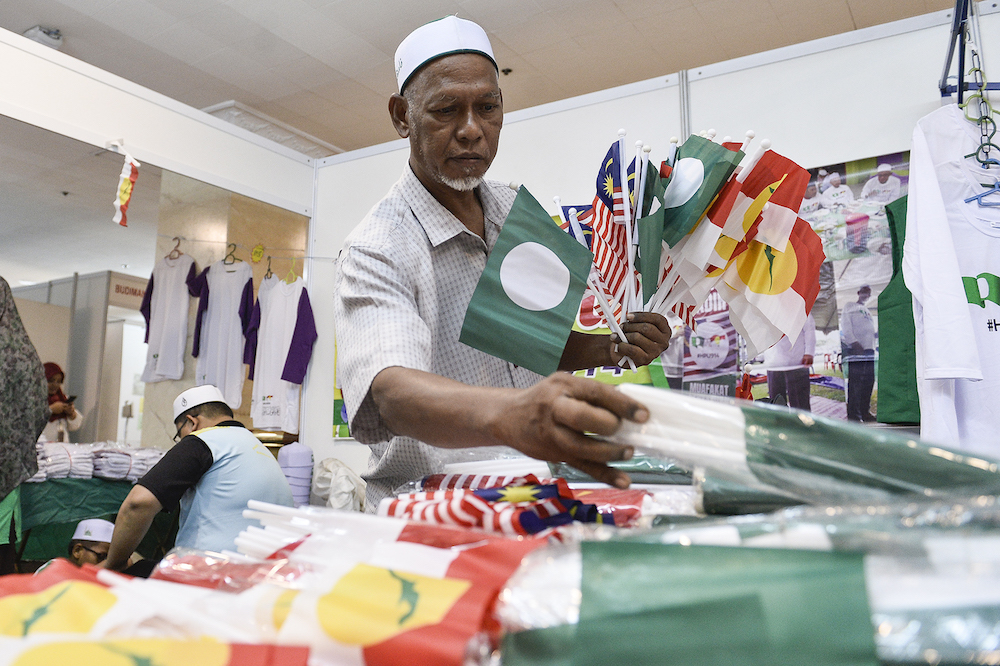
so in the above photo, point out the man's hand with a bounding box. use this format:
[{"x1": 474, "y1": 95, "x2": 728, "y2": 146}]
[
  {"x1": 373, "y1": 368, "x2": 649, "y2": 488},
  {"x1": 610, "y1": 312, "x2": 672, "y2": 367},
  {"x1": 49, "y1": 401, "x2": 70, "y2": 416},
  {"x1": 802, "y1": 355, "x2": 814, "y2": 367},
  {"x1": 491, "y1": 373, "x2": 646, "y2": 489}
]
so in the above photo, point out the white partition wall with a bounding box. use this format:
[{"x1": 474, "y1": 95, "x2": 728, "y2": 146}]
[{"x1": 688, "y1": 8, "x2": 1000, "y2": 169}]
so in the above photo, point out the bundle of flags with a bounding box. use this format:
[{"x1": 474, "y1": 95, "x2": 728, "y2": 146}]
[
  {"x1": 379, "y1": 475, "x2": 619, "y2": 537},
  {"x1": 643, "y1": 136, "x2": 822, "y2": 355},
  {"x1": 611, "y1": 383, "x2": 1000, "y2": 506},
  {"x1": 460, "y1": 130, "x2": 825, "y2": 375},
  {"x1": 112, "y1": 152, "x2": 140, "y2": 228}
]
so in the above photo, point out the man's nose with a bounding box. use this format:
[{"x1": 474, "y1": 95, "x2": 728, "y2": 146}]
[{"x1": 455, "y1": 107, "x2": 484, "y2": 142}]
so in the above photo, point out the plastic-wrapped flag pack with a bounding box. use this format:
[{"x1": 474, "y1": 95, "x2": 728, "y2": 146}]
[{"x1": 496, "y1": 495, "x2": 1000, "y2": 665}]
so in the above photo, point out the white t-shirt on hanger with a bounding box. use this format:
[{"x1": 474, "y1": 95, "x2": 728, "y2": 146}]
[
  {"x1": 141, "y1": 254, "x2": 196, "y2": 383},
  {"x1": 904, "y1": 104, "x2": 1000, "y2": 458},
  {"x1": 193, "y1": 260, "x2": 254, "y2": 408}
]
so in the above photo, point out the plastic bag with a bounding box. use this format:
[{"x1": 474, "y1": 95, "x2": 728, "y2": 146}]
[{"x1": 311, "y1": 457, "x2": 366, "y2": 512}]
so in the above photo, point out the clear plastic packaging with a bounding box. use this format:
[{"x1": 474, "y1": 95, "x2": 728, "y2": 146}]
[
  {"x1": 496, "y1": 495, "x2": 1000, "y2": 664},
  {"x1": 612, "y1": 384, "x2": 1000, "y2": 507},
  {"x1": 149, "y1": 547, "x2": 311, "y2": 592}
]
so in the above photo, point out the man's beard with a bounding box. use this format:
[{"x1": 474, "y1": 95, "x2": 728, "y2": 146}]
[{"x1": 438, "y1": 174, "x2": 483, "y2": 192}]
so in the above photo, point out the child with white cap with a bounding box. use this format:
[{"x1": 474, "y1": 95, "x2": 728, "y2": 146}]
[{"x1": 68, "y1": 518, "x2": 114, "y2": 565}]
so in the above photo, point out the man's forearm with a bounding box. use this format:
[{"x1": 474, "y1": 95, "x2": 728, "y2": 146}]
[
  {"x1": 104, "y1": 486, "x2": 162, "y2": 571},
  {"x1": 372, "y1": 367, "x2": 508, "y2": 449}
]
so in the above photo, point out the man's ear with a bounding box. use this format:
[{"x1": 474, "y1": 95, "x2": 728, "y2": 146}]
[
  {"x1": 70, "y1": 542, "x2": 84, "y2": 564},
  {"x1": 389, "y1": 94, "x2": 410, "y2": 139}
]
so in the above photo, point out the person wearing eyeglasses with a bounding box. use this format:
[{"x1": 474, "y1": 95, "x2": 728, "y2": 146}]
[
  {"x1": 101, "y1": 385, "x2": 294, "y2": 572},
  {"x1": 34, "y1": 518, "x2": 114, "y2": 574},
  {"x1": 68, "y1": 518, "x2": 114, "y2": 565}
]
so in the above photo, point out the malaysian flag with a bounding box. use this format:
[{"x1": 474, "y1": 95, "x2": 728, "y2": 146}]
[{"x1": 577, "y1": 141, "x2": 637, "y2": 325}]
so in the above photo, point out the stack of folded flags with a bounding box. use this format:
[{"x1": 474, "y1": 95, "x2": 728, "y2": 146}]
[
  {"x1": 28, "y1": 442, "x2": 94, "y2": 480},
  {"x1": 26, "y1": 443, "x2": 166, "y2": 483}
]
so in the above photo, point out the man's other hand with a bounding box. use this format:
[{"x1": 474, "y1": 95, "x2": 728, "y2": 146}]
[{"x1": 610, "y1": 312, "x2": 672, "y2": 367}]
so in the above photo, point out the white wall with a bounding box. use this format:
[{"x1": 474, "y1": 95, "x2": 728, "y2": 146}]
[
  {"x1": 0, "y1": 27, "x2": 314, "y2": 216},
  {"x1": 687, "y1": 10, "x2": 1000, "y2": 169}
]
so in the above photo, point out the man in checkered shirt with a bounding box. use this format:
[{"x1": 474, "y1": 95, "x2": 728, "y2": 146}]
[{"x1": 334, "y1": 17, "x2": 672, "y2": 508}]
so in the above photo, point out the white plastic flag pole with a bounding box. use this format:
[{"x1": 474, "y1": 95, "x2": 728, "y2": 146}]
[
  {"x1": 568, "y1": 207, "x2": 588, "y2": 250},
  {"x1": 588, "y1": 271, "x2": 637, "y2": 371},
  {"x1": 736, "y1": 138, "x2": 771, "y2": 184},
  {"x1": 739, "y1": 130, "x2": 755, "y2": 153},
  {"x1": 666, "y1": 136, "x2": 679, "y2": 167}
]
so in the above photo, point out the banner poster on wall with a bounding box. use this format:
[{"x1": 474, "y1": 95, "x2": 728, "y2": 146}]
[
  {"x1": 683, "y1": 290, "x2": 739, "y2": 397},
  {"x1": 747, "y1": 150, "x2": 910, "y2": 421}
]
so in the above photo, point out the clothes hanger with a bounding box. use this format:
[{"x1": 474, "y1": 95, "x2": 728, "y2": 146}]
[
  {"x1": 265, "y1": 256, "x2": 273, "y2": 279},
  {"x1": 223, "y1": 243, "x2": 240, "y2": 267},
  {"x1": 284, "y1": 257, "x2": 298, "y2": 284},
  {"x1": 166, "y1": 237, "x2": 183, "y2": 260},
  {"x1": 964, "y1": 177, "x2": 1000, "y2": 207}
]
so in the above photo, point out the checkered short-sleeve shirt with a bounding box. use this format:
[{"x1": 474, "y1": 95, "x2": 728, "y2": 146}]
[{"x1": 334, "y1": 165, "x2": 542, "y2": 506}]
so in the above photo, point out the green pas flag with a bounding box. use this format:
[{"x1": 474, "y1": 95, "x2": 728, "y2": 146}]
[
  {"x1": 613, "y1": 384, "x2": 1000, "y2": 508},
  {"x1": 661, "y1": 135, "x2": 743, "y2": 247},
  {"x1": 504, "y1": 543, "x2": 877, "y2": 666},
  {"x1": 460, "y1": 186, "x2": 593, "y2": 376},
  {"x1": 636, "y1": 160, "x2": 667, "y2": 306}
]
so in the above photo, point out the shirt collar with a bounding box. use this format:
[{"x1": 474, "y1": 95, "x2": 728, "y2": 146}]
[{"x1": 399, "y1": 163, "x2": 503, "y2": 250}]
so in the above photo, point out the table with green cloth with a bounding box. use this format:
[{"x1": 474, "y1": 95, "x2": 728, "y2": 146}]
[{"x1": 17, "y1": 478, "x2": 176, "y2": 563}]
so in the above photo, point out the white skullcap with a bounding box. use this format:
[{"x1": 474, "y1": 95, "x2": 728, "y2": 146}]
[
  {"x1": 830, "y1": 172, "x2": 841, "y2": 179},
  {"x1": 877, "y1": 163, "x2": 892, "y2": 173},
  {"x1": 73, "y1": 518, "x2": 114, "y2": 543},
  {"x1": 173, "y1": 384, "x2": 227, "y2": 421},
  {"x1": 394, "y1": 16, "x2": 497, "y2": 92}
]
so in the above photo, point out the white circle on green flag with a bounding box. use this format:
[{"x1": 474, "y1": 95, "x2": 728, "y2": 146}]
[
  {"x1": 500, "y1": 242, "x2": 570, "y2": 311},
  {"x1": 662, "y1": 157, "x2": 704, "y2": 209}
]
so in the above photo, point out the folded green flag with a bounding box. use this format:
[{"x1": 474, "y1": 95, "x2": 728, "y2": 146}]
[
  {"x1": 460, "y1": 186, "x2": 593, "y2": 376},
  {"x1": 661, "y1": 135, "x2": 743, "y2": 247},
  {"x1": 578, "y1": 542, "x2": 878, "y2": 666},
  {"x1": 503, "y1": 543, "x2": 878, "y2": 666}
]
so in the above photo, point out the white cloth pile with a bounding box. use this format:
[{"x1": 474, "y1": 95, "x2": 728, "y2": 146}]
[
  {"x1": 29, "y1": 442, "x2": 94, "y2": 480},
  {"x1": 93, "y1": 446, "x2": 165, "y2": 483}
]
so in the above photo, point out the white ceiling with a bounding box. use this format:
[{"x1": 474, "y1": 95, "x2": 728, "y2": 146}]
[{"x1": 0, "y1": 0, "x2": 954, "y2": 289}]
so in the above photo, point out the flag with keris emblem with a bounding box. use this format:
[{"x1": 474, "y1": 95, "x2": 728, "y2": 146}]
[
  {"x1": 718, "y1": 216, "x2": 825, "y2": 356},
  {"x1": 112, "y1": 153, "x2": 140, "y2": 227},
  {"x1": 460, "y1": 186, "x2": 593, "y2": 376}
]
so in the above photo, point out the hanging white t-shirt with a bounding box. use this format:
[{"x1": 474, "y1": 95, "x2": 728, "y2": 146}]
[
  {"x1": 904, "y1": 104, "x2": 1000, "y2": 457},
  {"x1": 191, "y1": 260, "x2": 254, "y2": 408},
  {"x1": 860, "y1": 174, "x2": 902, "y2": 203},
  {"x1": 245, "y1": 277, "x2": 317, "y2": 434},
  {"x1": 140, "y1": 254, "x2": 196, "y2": 382}
]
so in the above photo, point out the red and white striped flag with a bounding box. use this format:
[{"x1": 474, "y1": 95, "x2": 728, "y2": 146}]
[
  {"x1": 578, "y1": 141, "x2": 637, "y2": 326},
  {"x1": 112, "y1": 152, "x2": 140, "y2": 227}
]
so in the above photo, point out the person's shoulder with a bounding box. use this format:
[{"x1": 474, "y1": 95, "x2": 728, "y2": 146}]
[
  {"x1": 342, "y1": 181, "x2": 424, "y2": 256},
  {"x1": 480, "y1": 178, "x2": 518, "y2": 220}
]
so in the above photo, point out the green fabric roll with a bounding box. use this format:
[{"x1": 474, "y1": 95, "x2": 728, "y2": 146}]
[{"x1": 876, "y1": 196, "x2": 920, "y2": 423}]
